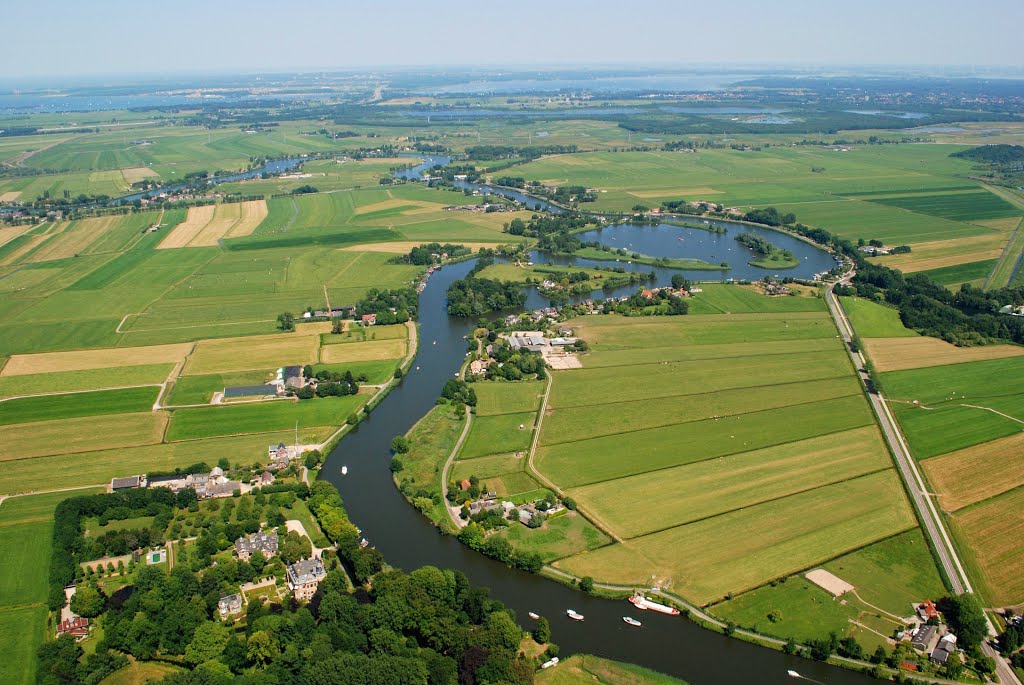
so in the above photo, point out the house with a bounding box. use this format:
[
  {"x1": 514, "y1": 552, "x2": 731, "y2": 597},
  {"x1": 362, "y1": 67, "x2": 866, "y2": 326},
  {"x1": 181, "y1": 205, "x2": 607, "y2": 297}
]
[
  {"x1": 557, "y1": 326, "x2": 573, "y2": 337},
  {"x1": 361, "y1": 313, "x2": 377, "y2": 326},
  {"x1": 459, "y1": 479, "x2": 472, "y2": 491},
  {"x1": 331, "y1": 305, "x2": 356, "y2": 318},
  {"x1": 206, "y1": 481, "x2": 243, "y2": 498},
  {"x1": 218, "y1": 593, "x2": 243, "y2": 618},
  {"x1": 507, "y1": 332, "x2": 547, "y2": 353},
  {"x1": 911, "y1": 624, "x2": 938, "y2": 651},
  {"x1": 283, "y1": 366, "x2": 303, "y2": 389},
  {"x1": 916, "y1": 600, "x2": 939, "y2": 621},
  {"x1": 110, "y1": 475, "x2": 145, "y2": 492},
  {"x1": 257, "y1": 471, "x2": 275, "y2": 486},
  {"x1": 286, "y1": 557, "x2": 327, "y2": 600},
  {"x1": 468, "y1": 359, "x2": 491, "y2": 376},
  {"x1": 468, "y1": 499, "x2": 501, "y2": 515},
  {"x1": 235, "y1": 530, "x2": 279, "y2": 562},
  {"x1": 931, "y1": 633, "x2": 956, "y2": 664},
  {"x1": 641, "y1": 289, "x2": 654, "y2": 300},
  {"x1": 269, "y1": 443, "x2": 291, "y2": 461},
  {"x1": 56, "y1": 617, "x2": 90, "y2": 641}
]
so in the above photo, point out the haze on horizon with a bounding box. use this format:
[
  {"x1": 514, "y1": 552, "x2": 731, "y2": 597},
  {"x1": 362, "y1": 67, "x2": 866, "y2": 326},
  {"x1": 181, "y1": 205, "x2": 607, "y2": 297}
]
[{"x1": 2, "y1": 0, "x2": 1022, "y2": 81}]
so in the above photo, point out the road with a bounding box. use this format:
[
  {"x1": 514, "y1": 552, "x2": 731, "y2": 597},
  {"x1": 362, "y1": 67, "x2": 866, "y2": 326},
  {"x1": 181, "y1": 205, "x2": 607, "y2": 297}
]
[{"x1": 825, "y1": 276, "x2": 1021, "y2": 685}]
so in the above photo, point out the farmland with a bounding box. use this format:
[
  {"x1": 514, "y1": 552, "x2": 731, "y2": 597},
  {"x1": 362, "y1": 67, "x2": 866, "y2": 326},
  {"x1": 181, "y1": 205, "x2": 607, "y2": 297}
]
[
  {"x1": 861, "y1": 336, "x2": 1024, "y2": 372},
  {"x1": 529, "y1": 309, "x2": 929, "y2": 616}
]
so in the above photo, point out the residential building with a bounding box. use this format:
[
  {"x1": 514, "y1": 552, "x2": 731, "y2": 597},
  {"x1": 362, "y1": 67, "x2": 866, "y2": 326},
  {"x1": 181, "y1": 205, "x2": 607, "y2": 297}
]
[
  {"x1": 218, "y1": 594, "x2": 243, "y2": 618},
  {"x1": 56, "y1": 617, "x2": 90, "y2": 641},
  {"x1": 286, "y1": 558, "x2": 327, "y2": 600},
  {"x1": 917, "y1": 600, "x2": 939, "y2": 621},
  {"x1": 235, "y1": 530, "x2": 279, "y2": 562},
  {"x1": 361, "y1": 313, "x2": 377, "y2": 326}
]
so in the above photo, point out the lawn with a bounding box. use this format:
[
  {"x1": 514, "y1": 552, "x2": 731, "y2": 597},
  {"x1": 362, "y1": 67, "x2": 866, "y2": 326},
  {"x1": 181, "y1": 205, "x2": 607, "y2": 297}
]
[
  {"x1": 535, "y1": 654, "x2": 687, "y2": 685},
  {"x1": 556, "y1": 470, "x2": 916, "y2": 605},
  {"x1": 712, "y1": 578, "x2": 859, "y2": 643},
  {"x1": 83, "y1": 516, "x2": 156, "y2": 537},
  {"x1": 167, "y1": 395, "x2": 363, "y2": 440},
  {"x1": 459, "y1": 412, "x2": 537, "y2": 460},
  {"x1": 0, "y1": 386, "x2": 160, "y2": 425},
  {"x1": 0, "y1": 363, "x2": 173, "y2": 397},
  {"x1": 839, "y1": 297, "x2": 916, "y2": 338},
  {"x1": 472, "y1": 381, "x2": 545, "y2": 416},
  {"x1": 501, "y1": 512, "x2": 611, "y2": 563}
]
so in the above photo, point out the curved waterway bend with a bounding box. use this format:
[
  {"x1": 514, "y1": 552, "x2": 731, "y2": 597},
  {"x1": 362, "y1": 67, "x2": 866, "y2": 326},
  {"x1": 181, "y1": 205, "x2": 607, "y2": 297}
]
[{"x1": 324, "y1": 258, "x2": 880, "y2": 685}]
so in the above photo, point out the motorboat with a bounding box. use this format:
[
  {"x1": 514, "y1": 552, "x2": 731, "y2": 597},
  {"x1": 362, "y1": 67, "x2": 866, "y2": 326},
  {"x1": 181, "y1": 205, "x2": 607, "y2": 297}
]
[
  {"x1": 566, "y1": 609, "x2": 584, "y2": 621},
  {"x1": 622, "y1": 616, "x2": 642, "y2": 627}
]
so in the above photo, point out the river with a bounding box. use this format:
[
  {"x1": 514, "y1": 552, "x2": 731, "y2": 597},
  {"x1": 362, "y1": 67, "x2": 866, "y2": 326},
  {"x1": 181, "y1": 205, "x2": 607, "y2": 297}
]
[{"x1": 322, "y1": 252, "x2": 879, "y2": 683}]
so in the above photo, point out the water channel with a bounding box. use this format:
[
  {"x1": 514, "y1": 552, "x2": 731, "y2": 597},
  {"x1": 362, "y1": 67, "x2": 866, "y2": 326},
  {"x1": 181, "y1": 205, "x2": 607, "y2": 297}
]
[{"x1": 322, "y1": 155, "x2": 879, "y2": 683}]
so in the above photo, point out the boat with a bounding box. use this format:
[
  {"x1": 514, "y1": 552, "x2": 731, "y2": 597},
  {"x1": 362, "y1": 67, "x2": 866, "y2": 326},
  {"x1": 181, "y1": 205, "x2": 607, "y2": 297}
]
[
  {"x1": 787, "y1": 670, "x2": 801, "y2": 678},
  {"x1": 566, "y1": 609, "x2": 584, "y2": 621},
  {"x1": 528, "y1": 612, "x2": 540, "y2": 620},
  {"x1": 541, "y1": 656, "x2": 560, "y2": 669},
  {"x1": 622, "y1": 616, "x2": 642, "y2": 627},
  {"x1": 629, "y1": 593, "x2": 680, "y2": 615},
  {"x1": 341, "y1": 466, "x2": 348, "y2": 475}
]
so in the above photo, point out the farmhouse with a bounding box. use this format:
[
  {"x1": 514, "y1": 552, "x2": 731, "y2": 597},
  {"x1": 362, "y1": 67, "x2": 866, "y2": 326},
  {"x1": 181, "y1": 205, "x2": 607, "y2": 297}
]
[
  {"x1": 910, "y1": 624, "x2": 938, "y2": 651},
  {"x1": 286, "y1": 557, "x2": 327, "y2": 600},
  {"x1": 269, "y1": 442, "x2": 292, "y2": 461},
  {"x1": 235, "y1": 530, "x2": 279, "y2": 562},
  {"x1": 361, "y1": 313, "x2": 377, "y2": 326},
  {"x1": 218, "y1": 593, "x2": 243, "y2": 618},
  {"x1": 508, "y1": 332, "x2": 547, "y2": 352},
  {"x1": 931, "y1": 634, "x2": 957, "y2": 665},
  {"x1": 916, "y1": 600, "x2": 939, "y2": 621},
  {"x1": 468, "y1": 359, "x2": 492, "y2": 376}
]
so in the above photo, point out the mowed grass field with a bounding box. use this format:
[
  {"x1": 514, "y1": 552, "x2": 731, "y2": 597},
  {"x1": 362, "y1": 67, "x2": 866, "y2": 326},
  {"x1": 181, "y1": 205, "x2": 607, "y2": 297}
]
[
  {"x1": 538, "y1": 310, "x2": 923, "y2": 605},
  {"x1": 922, "y1": 433, "x2": 1024, "y2": 512},
  {"x1": 0, "y1": 386, "x2": 159, "y2": 425},
  {"x1": 166, "y1": 395, "x2": 363, "y2": 441},
  {"x1": 949, "y1": 487, "x2": 1024, "y2": 606},
  {"x1": 839, "y1": 297, "x2": 916, "y2": 338}
]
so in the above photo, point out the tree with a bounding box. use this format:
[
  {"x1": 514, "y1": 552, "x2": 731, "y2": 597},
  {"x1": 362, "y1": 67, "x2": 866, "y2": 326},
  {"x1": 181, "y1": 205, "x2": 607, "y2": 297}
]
[
  {"x1": 944, "y1": 593, "x2": 988, "y2": 647},
  {"x1": 277, "y1": 312, "x2": 295, "y2": 331},
  {"x1": 247, "y1": 630, "x2": 278, "y2": 668},
  {"x1": 331, "y1": 318, "x2": 344, "y2": 334},
  {"x1": 279, "y1": 531, "x2": 313, "y2": 564},
  {"x1": 391, "y1": 436, "x2": 410, "y2": 454},
  {"x1": 69, "y1": 582, "x2": 106, "y2": 618},
  {"x1": 578, "y1": 576, "x2": 594, "y2": 593},
  {"x1": 184, "y1": 621, "x2": 231, "y2": 665},
  {"x1": 533, "y1": 616, "x2": 551, "y2": 644}
]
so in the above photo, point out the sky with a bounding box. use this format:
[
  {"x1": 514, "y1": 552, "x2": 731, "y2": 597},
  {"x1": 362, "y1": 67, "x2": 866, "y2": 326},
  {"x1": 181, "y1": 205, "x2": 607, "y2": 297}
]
[{"x1": 2, "y1": 0, "x2": 1022, "y2": 80}]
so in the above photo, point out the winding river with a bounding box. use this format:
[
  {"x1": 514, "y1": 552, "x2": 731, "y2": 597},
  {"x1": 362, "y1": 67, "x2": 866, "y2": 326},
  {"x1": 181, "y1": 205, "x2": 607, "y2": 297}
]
[{"x1": 322, "y1": 238, "x2": 879, "y2": 681}]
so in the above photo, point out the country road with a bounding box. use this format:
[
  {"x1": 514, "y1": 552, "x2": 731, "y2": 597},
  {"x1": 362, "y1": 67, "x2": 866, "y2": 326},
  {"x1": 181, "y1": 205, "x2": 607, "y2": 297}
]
[{"x1": 825, "y1": 276, "x2": 1021, "y2": 685}]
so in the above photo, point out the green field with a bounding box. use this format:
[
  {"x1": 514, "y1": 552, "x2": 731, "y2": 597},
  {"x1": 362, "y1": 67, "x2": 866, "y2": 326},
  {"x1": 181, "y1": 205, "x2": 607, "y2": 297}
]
[
  {"x1": 535, "y1": 654, "x2": 688, "y2": 685},
  {"x1": 167, "y1": 395, "x2": 363, "y2": 440},
  {"x1": 919, "y1": 259, "x2": 999, "y2": 289},
  {"x1": 459, "y1": 412, "x2": 537, "y2": 460},
  {"x1": 472, "y1": 381, "x2": 544, "y2": 416},
  {"x1": 0, "y1": 386, "x2": 159, "y2": 425},
  {"x1": 866, "y1": 189, "x2": 1021, "y2": 222},
  {"x1": 167, "y1": 369, "x2": 275, "y2": 405},
  {"x1": 839, "y1": 297, "x2": 917, "y2": 338},
  {"x1": 884, "y1": 356, "x2": 1024, "y2": 458},
  {"x1": 497, "y1": 513, "x2": 610, "y2": 562},
  {"x1": 0, "y1": 363, "x2": 173, "y2": 397}
]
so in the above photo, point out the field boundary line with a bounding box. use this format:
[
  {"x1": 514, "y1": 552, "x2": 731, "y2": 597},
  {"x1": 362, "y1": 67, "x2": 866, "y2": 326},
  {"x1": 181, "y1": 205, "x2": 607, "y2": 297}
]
[
  {"x1": 606, "y1": 466, "x2": 897, "y2": 541},
  {"x1": 0, "y1": 482, "x2": 107, "y2": 500}
]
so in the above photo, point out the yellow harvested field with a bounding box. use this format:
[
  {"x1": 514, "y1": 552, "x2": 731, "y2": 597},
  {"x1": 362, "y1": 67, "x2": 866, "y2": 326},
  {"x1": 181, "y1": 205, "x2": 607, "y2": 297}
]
[
  {"x1": 295, "y1": 321, "x2": 335, "y2": 335},
  {"x1": 320, "y1": 338, "x2": 406, "y2": 364},
  {"x1": 863, "y1": 337, "x2": 1024, "y2": 372},
  {"x1": 0, "y1": 191, "x2": 21, "y2": 202},
  {"x1": 0, "y1": 412, "x2": 167, "y2": 461},
  {"x1": 228, "y1": 199, "x2": 268, "y2": 237},
  {"x1": 1, "y1": 342, "x2": 192, "y2": 376},
  {"x1": 951, "y1": 488, "x2": 1024, "y2": 606},
  {"x1": 556, "y1": 470, "x2": 915, "y2": 605},
  {"x1": 157, "y1": 204, "x2": 216, "y2": 249},
  {"x1": 0, "y1": 233, "x2": 49, "y2": 265},
  {"x1": 0, "y1": 223, "x2": 33, "y2": 248},
  {"x1": 923, "y1": 433, "x2": 1024, "y2": 511},
  {"x1": 190, "y1": 203, "x2": 242, "y2": 246},
  {"x1": 121, "y1": 166, "x2": 158, "y2": 184},
  {"x1": 26, "y1": 216, "x2": 118, "y2": 262},
  {"x1": 185, "y1": 333, "x2": 319, "y2": 374},
  {"x1": 974, "y1": 216, "x2": 1023, "y2": 231},
  {"x1": 629, "y1": 187, "x2": 723, "y2": 198},
  {"x1": 339, "y1": 240, "x2": 506, "y2": 254},
  {"x1": 876, "y1": 234, "x2": 1008, "y2": 272}
]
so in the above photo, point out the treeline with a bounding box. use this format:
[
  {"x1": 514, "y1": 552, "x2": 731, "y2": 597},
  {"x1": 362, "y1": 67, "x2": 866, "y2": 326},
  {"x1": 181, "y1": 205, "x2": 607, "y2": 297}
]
[
  {"x1": 951, "y1": 144, "x2": 1024, "y2": 164},
  {"x1": 356, "y1": 288, "x2": 418, "y2": 325},
  {"x1": 447, "y1": 277, "x2": 525, "y2": 317},
  {"x1": 505, "y1": 214, "x2": 599, "y2": 254},
  {"x1": 390, "y1": 242, "x2": 471, "y2": 265},
  {"x1": 742, "y1": 207, "x2": 796, "y2": 227},
  {"x1": 465, "y1": 144, "x2": 577, "y2": 160}
]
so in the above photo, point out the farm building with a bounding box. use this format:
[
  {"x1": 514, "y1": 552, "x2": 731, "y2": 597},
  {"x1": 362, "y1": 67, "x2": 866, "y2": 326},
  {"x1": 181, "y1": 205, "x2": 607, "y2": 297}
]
[
  {"x1": 223, "y1": 383, "x2": 279, "y2": 399},
  {"x1": 110, "y1": 475, "x2": 145, "y2": 492},
  {"x1": 286, "y1": 558, "x2": 327, "y2": 600},
  {"x1": 910, "y1": 624, "x2": 938, "y2": 651}
]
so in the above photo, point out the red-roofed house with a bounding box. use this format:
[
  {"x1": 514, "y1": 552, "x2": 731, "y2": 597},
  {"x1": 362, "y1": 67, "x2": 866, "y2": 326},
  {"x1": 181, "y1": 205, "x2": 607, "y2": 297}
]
[
  {"x1": 460, "y1": 479, "x2": 472, "y2": 491},
  {"x1": 56, "y1": 617, "x2": 90, "y2": 641},
  {"x1": 641, "y1": 289, "x2": 654, "y2": 300},
  {"x1": 361, "y1": 313, "x2": 377, "y2": 326},
  {"x1": 917, "y1": 601, "x2": 938, "y2": 621}
]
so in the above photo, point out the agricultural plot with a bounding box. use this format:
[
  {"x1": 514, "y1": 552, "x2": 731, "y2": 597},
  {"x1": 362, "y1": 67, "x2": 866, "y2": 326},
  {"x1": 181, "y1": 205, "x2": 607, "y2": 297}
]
[
  {"x1": 0, "y1": 386, "x2": 159, "y2": 425},
  {"x1": 157, "y1": 201, "x2": 267, "y2": 248},
  {"x1": 839, "y1": 297, "x2": 916, "y2": 338},
  {"x1": 166, "y1": 395, "x2": 362, "y2": 441},
  {"x1": 686, "y1": 284, "x2": 825, "y2": 314},
  {"x1": 862, "y1": 336, "x2": 1024, "y2": 372},
  {"x1": 459, "y1": 412, "x2": 537, "y2": 460},
  {"x1": 875, "y1": 234, "x2": 1009, "y2": 274},
  {"x1": 320, "y1": 338, "x2": 406, "y2": 364},
  {"x1": 949, "y1": 487, "x2": 1024, "y2": 606},
  {"x1": 167, "y1": 370, "x2": 276, "y2": 405},
  {"x1": 0, "y1": 363, "x2": 173, "y2": 397},
  {"x1": 495, "y1": 513, "x2": 610, "y2": 562},
  {"x1": 1, "y1": 342, "x2": 192, "y2": 376},
  {"x1": 0, "y1": 412, "x2": 167, "y2": 461},
  {"x1": 472, "y1": 381, "x2": 544, "y2": 416},
  {"x1": 184, "y1": 332, "x2": 319, "y2": 375},
  {"x1": 866, "y1": 189, "x2": 1021, "y2": 222},
  {"x1": 919, "y1": 259, "x2": 998, "y2": 289},
  {"x1": 922, "y1": 433, "x2": 1024, "y2": 512},
  {"x1": 556, "y1": 471, "x2": 916, "y2": 605}
]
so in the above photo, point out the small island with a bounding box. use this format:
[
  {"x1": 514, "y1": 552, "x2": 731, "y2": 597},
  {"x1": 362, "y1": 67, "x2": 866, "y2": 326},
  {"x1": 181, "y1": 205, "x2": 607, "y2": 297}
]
[
  {"x1": 734, "y1": 233, "x2": 799, "y2": 269},
  {"x1": 571, "y1": 245, "x2": 728, "y2": 270}
]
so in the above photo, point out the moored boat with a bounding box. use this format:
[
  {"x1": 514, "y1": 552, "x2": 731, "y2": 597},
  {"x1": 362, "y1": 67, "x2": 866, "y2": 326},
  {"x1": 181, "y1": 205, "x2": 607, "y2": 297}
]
[
  {"x1": 629, "y1": 593, "x2": 680, "y2": 615},
  {"x1": 528, "y1": 612, "x2": 540, "y2": 620},
  {"x1": 566, "y1": 609, "x2": 584, "y2": 621},
  {"x1": 622, "y1": 616, "x2": 642, "y2": 627},
  {"x1": 541, "y1": 656, "x2": 560, "y2": 669}
]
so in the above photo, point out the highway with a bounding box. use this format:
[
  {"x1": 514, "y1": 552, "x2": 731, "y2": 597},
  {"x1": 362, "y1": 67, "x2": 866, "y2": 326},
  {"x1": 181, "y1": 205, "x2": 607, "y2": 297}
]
[{"x1": 825, "y1": 276, "x2": 1021, "y2": 685}]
